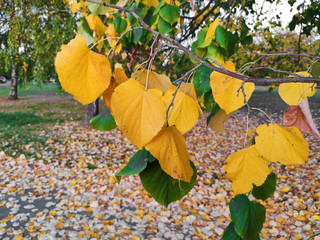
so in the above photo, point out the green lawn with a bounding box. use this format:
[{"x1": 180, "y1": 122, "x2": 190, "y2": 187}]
[{"x1": 0, "y1": 84, "x2": 87, "y2": 158}]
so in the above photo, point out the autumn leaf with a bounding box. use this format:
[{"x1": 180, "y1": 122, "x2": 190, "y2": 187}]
[
  {"x1": 111, "y1": 78, "x2": 166, "y2": 149},
  {"x1": 141, "y1": 0, "x2": 159, "y2": 8},
  {"x1": 278, "y1": 72, "x2": 316, "y2": 105},
  {"x1": 55, "y1": 33, "x2": 111, "y2": 105},
  {"x1": 208, "y1": 109, "x2": 234, "y2": 131},
  {"x1": 162, "y1": 86, "x2": 199, "y2": 134},
  {"x1": 224, "y1": 145, "x2": 270, "y2": 195},
  {"x1": 210, "y1": 61, "x2": 255, "y2": 114},
  {"x1": 86, "y1": 14, "x2": 106, "y2": 38},
  {"x1": 255, "y1": 123, "x2": 309, "y2": 165},
  {"x1": 103, "y1": 68, "x2": 128, "y2": 109},
  {"x1": 179, "y1": 82, "x2": 197, "y2": 100},
  {"x1": 283, "y1": 98, "x2": 320, "y2": 138},
  {"x1": 205, "y1": 17, "x2": 219, "y2": 41},
  {"x1": 145, "y1": 126, "x2": 193, "y2": 182},
  {"x1": 133, "y1": 69, "x2": 173, "y2": 93}
]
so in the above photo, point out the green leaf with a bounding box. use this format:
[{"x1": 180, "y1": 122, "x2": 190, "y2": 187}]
[
  {"x1": 159, "y1": 4, "x2": 180, "y2": 25},
  {"x1": 311, "y1": 61, "x2": 320, "y2": 77},
  {"x1": 206, "y1": 103, "x2": 220, "y2": 125},
  {"x1": 116, "y1": 148, "x2": 154, "y2": 182},
  {"x1": 90, "y1": 109, "x2": 117, "y2": 131},
  {"x1": 206, "y1": 44, "x2": 225, "y2": 63},
  {"x1": 197, "y1": 38, "x2": 212, "y2": 49},
  {"x1": 158, "y1": 16, "x2": 173, "y2": 34},
  {"x1": 194, "y1": 65, "x2": 212, "y2": 93},
  {"x1": 222, "y1": 222, "x2": 243, "y2": 240},
  {"x1": 77, "y1": 18, "x2": 94, "y2": 45},
  {"x1": 154, "y1": 0, "x2": 165, "y2": 15},
  {"x1": 230, "y1": 195, "x2": 266, "y2": 240},
  {"x1": 241, "y1": 35, "x2": 253, "y2": 45},
  {"x1": 113, "y1": 15, "x2": 128, "y2": 34},
  {"x1": 139, "y1": 160, "x2": 197, "y2": 207},
  {"x1": 215, "y1": 25, "x2": 239, "y2": 58},
  {"x1": 88, "y1": 1, "x2": 109, "y2": 15},
  {"x1": 252, "y1": 172, "x2": 277, "y2": 201}
]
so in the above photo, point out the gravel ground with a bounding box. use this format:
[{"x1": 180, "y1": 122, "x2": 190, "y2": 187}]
[{"x1": 0, "y1": 110, "x2": 319, "y2": 239}]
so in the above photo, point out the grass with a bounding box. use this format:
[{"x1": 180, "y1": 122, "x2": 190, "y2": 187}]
[
  {"x1": 0, "y1": 84, "x2": 87, "y2": 158},
  {"x1": 0, "y1": 83, "x2": 58, "y2": 97}
]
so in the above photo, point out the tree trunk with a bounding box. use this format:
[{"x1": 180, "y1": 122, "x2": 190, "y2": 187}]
[
  {"x1": 8, "y1": 60, "x2": 18, "y2": 100},
  {"x1": 85, "y1": 98, "x2": 99, "y2": 124}
]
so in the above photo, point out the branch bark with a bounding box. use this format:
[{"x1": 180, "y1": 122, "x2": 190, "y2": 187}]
[{"x1": 85, "y1": 0, "x2": 320, "y2": 84}]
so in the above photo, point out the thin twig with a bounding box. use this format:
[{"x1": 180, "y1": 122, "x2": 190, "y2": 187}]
[
  {"x1": 107, "y1": 27, "x2": 144, "y2": 56},
  {"x1": 258, "y1": 52, "x2": 320, "y2": 60},
  {"x1": 245, "y1": 67, "x2": 309, "y2": 77},
  {"x1": 166, "y1": 64, "x2": 202, "y2": 123}
]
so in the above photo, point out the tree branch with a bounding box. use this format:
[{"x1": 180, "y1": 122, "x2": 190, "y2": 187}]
[{"x1": 84, "y1": 0, "x2": 320, "y2": 84}]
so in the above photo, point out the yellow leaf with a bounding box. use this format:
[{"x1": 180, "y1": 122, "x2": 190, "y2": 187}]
[
  {"x1": 165, "y1": 0, "x2": 180, "y2": 6},
  {"x1": 255, "y1": 123, "x2": 309, "y2": 165},
  {"x1": 162, "y1": 86, "x2": 199, "y2": 133},
  {"x1": 111, "y1": 79, "x2": 166, "y2": 149},
  {"x1": 86, "y1": 14, "x2": 107, "y2": 38},
  {"x1": 70, "y1": 0, "x2": 80, "y2": 13},
  {"x1": 55, "y1": 222, "x2": 64, "y2": 229},
  {"x1": 141, "y1": 0, "x2": 159, "y2": 7},
  {"x1": 103, "y1": 68, "x2": 128, "y2": 109},
  {"x1": 208, "y1": 109, "x2": 234, "y2": 131},
  {"x1": 210, "y1": 61, "x2": 255, "y2": 114},
  {"x1": 278, "y1": 72, "x2": 316, "y2": 105},
  {"x1": 55, "y1": 34, "x2": 111, "y2": 105},
  {"x1": 205, "y1": 17, "x2": 219, "y2": 41},
  {"x1": 133, "y1": 69, "x2": 173, "y2": 93},
  {"x1": 145, "y1": 126, "x2": 193, "y2": 182},
  {"x1": 224, "y1": 145, "x2": 270, "y2": 195},
  {"x1": 179, "y1": 82, "x2": 197, "y2": 100},
  {"x1": 281, "y1": 187, "x2": 290, "y2": 193}
]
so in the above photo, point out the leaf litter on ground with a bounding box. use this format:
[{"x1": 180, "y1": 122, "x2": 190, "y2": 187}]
[{"x1": 0, "y1": 112, "x2": 319, "y2": 239}]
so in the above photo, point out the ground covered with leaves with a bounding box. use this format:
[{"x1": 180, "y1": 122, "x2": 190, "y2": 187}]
[
  {"x1": 0, "y1": 86, "x2": 319, "y2": 239},
  {"x1": 0, "y1": 109, "x2": 319, "y2": 239}
]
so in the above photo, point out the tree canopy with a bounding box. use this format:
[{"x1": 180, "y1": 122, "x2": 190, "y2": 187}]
[{"x1": 0, "y1": 0, "x2": 76, "y2": 99}]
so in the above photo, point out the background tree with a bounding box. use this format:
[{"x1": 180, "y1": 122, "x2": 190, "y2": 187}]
[{"x1": 0, "y1": 0, "x2": 76, "y2": 99}]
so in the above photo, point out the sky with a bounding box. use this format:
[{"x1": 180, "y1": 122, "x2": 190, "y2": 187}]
[{"x1": 253, "y1": 0, "x2": 311, "y2": 31}]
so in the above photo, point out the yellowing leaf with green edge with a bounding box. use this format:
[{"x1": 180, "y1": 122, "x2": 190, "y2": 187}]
[
  {"x1": 133, "y1": 69, "x2": 173, "y2": 93},
  {"x1": 255, "y1": 123, "x2": 309, "y2": 165},
  {"x1": 205, "y1": 17, "x2": 219, "y2": 41},
  {"x1": 224, "y1": 145, "x2": 270, "y2": 195},
  {"x1": 103, "y1": 68, "x2": 128, "y2": 109},
  {"x1": 162, "y1": 86, "x2": 199, "y2": 134},
  {"x1": 278, "y1": 72, "x2": 316, "y2": 105},
  {"x1": 145, "y1": 126, "x2": 193, "y2": 182},
  {"x1": 210, "y1": 61, "x2": 255, "y2": 114},
  {"x1": 86, "y1": 14, "x2": 106, "y2": 38},
  {"x1": 208, "y1": 109, "x2": 234, "y2": 131},
  {"x1": 111, "y1": 78, "x2": 166, "y2": 149},
  {"x1": 55, "y1": 33, "x2": 111, "y2": 105}
]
